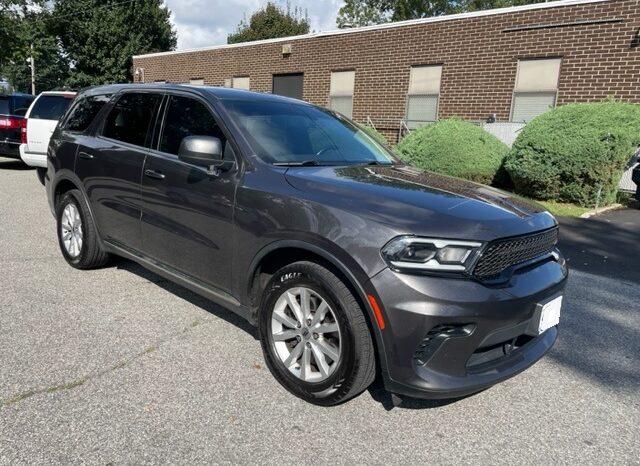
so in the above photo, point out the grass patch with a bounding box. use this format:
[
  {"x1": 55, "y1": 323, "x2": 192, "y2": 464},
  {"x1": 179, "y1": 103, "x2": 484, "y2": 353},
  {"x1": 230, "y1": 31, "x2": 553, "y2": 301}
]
[
  {"x1": 536, "y1": 200, "x2": 591, "y2": 217},
  {"x1": 4, "y1": 390, "x2": 38, "y2": 406},
  {"x1": 46, "y1": 377, "x2": 87, "y2": 393}
]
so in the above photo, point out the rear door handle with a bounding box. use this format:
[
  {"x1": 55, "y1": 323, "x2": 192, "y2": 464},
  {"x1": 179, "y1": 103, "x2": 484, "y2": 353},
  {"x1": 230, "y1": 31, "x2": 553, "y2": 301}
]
[
  {"x1": 78, "y1": 151, "x2": 94, "y2": 160},
  {"x1": 144, "y1": 169, "x2": 165, "y2": 180}
]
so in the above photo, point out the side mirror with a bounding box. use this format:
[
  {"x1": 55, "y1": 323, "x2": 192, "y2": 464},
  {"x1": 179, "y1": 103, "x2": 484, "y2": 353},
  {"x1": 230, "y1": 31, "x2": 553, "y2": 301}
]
[{"x1": 178, "y1": 136, "x2": 224, "y2": 169}]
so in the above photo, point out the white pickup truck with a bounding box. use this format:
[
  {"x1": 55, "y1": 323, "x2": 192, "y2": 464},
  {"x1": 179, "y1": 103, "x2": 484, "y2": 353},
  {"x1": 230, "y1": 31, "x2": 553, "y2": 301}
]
[{"x1": 20, "y1": 91, "x2": 76, "y2": 183}]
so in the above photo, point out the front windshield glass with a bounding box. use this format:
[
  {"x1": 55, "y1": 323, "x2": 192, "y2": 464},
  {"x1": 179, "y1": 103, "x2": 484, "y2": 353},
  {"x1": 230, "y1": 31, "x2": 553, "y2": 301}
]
[{"x1": 223, "y1": 99, "x2": 397, "y2": 165}]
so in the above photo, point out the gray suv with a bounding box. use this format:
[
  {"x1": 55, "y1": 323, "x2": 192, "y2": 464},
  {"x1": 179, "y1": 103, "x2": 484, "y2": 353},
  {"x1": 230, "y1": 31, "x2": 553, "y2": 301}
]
[{"x1": 45, "y1": 84, "x2": 568, "y2": 405}]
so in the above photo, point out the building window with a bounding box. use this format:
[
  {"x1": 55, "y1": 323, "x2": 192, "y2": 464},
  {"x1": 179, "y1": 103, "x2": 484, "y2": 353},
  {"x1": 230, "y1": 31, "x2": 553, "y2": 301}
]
[
  {"x1": 405, "y1": 65, "x2": 442, "y2": 129},
  {"x1": 190, "y1": 78, "x2": 204, "y2": 85},
  {"x1": 511, "y1": 58, "x2": 561, "y2": 123},
  {"x1": 232, "y1": 76, "x2": 250, "y2": 90},
  {"x1": 329, "y1": 71, "x2": 355, "y2": 118}
]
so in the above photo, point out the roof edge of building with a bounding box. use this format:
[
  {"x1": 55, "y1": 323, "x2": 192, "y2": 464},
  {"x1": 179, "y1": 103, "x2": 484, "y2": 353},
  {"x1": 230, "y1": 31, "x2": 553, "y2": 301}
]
[{"x1": 133, "y1": 0, "x2": 611, "y2": 60}]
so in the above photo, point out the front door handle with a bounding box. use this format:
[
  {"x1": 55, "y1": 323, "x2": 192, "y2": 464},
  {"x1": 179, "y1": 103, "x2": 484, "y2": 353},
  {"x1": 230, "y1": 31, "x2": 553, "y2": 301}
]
[
  {"x1": 78, "y1": 151, "x2": 94, "y2": 160},
  {"x1": 144, "y1": 169, "x2": 165, "y2": 180}
]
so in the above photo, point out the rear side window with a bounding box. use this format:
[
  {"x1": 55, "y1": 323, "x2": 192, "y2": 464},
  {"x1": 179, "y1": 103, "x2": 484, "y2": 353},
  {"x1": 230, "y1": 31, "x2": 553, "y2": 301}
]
[
  {"x1": 159, "y1": 95, "x2": 226, "y2": 155},
  {"x1": 12, "y1": 96, "x2": 34, "y2": 115},
  {"x1": 29, "y1": 95, "x2": 74, "y2": 120},
  {"x1": 64, "y1": 94, "x2": 111, "y2": 132},
  {"x1": 102, "y1": 93, "x2": 161, "y2": 147},
  {"x1": 0, "y1": 98, "x2": 8, "y2": 115}
]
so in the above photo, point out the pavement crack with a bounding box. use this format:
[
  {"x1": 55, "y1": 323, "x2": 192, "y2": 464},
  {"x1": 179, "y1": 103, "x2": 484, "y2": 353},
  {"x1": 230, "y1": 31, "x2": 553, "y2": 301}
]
[{"x1": 1, "y1": 318, "x2": 206, "y2": 409}]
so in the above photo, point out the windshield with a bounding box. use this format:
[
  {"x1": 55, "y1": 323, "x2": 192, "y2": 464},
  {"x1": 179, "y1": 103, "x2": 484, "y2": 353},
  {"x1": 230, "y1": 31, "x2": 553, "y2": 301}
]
[{"x1": 224, "y1": 99, "x2": 397, "y2": 166}]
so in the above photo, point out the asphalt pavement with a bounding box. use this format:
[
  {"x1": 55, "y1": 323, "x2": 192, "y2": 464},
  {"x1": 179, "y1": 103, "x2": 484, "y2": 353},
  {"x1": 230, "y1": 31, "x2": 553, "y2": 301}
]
[{"x1": 0, "y1": 159, "x2": 638, "y2": 465}]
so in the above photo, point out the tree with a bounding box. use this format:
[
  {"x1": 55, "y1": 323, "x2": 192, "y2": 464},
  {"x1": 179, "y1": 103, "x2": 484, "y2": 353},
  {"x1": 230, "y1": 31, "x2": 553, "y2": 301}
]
[
  {"x1": 228, "y1": 2, "x2": 309, "y2": 44},
  {"x1": 52, "y1": 0, "x2": 176, "y2": 87},
  {"x1": 0, "y1": 1, "x2": 45, "y2": 69},
  {"x1": 1, "y1": 3, "x2": 68, "y2": 93},
  {"x1": 337, "y1": 0, "x2": 546, "y2": 27},
  {"x1": 336, "y1": 0, "x2": 391, "y2": 28}
]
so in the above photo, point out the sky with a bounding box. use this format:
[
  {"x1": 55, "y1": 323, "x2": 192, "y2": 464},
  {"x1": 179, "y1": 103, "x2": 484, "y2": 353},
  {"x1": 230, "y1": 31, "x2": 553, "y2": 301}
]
[{"x1": 163, "y1": 0, "x2": 344, "y2": 51}]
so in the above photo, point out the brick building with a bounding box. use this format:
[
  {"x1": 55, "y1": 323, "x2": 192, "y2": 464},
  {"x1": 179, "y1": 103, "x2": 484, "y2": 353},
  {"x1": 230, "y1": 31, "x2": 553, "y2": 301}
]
[{"x1": 133, "y1": 0, "x2": 640, "y2": 143}]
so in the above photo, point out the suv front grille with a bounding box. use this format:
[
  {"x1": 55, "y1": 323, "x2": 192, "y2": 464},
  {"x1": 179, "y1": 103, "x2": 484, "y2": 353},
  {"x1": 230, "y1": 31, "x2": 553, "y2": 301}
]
[{"x1": 473, "y1": 228, "x2": 558, "y2": 279}]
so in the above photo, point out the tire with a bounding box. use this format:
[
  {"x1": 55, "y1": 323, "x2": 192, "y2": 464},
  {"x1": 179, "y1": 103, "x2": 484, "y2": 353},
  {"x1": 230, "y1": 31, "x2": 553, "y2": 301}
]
[
  {"x1": 258, "y1": 261, "x2": 376, "y2": 406},
  {"x1": 56, "y1": 189, "x2": 110, "y2": 269},
  {"x1": 36, "y1": 167, "x2": 46, "y2": 186}
]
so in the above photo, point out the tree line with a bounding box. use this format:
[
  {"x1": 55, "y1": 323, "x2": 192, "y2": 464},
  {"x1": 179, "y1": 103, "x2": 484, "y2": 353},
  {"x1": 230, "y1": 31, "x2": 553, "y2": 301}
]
[
  {"x1": 0, "y1": 0, "x2": 176, "y2": 93},
  {"x1": 336, "y1": 0, "x2": 548, "y2": 27},
  {"x1": 1, "y1": 0, "x2": 548, "y2": 93}
]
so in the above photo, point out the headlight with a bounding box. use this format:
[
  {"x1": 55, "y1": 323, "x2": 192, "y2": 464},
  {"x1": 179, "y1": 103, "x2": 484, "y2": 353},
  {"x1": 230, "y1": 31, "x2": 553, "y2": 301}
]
[{"x1": 381, "y1": 236, "x2": 484, "y2": 275}]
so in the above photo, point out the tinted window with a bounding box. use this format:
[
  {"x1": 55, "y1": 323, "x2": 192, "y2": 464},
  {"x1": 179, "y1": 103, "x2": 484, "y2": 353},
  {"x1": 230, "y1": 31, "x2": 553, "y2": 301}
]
[
  {"x1": 64, "y1": 94, "x2": 111, "y2": 132},
  {"x1": 103, "y1": 93, "x2": 161, "y2": 147},
  {"x1": 160, "y1": 95, "x2": 227, "y2": 156},
  {"x1": 0, "y1": 97, "x2": 8, "y2": 115},
  {"x1": 224, "y1": 100, "x2": 396, "y2": 165},
  {"x1": 30, "y1": 95, "x2": 74, "y2": 120},
  {"x1": 13, "y1": 96, "x2": 34, "y2": 115}
]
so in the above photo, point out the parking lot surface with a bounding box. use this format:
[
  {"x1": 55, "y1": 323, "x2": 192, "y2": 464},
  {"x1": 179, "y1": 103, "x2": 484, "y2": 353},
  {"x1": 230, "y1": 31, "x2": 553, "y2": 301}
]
[{"x1": 1, "y1": 160, "x2": 638, "y2": 465}]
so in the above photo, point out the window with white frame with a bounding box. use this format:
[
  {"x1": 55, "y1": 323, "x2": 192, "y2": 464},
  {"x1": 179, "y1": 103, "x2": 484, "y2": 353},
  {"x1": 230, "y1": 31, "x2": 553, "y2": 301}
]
[
  {"x1": 190, "y1": 78, "x2": 204, "y2": 85},
  {"x1": 511, "y1": 58, "x2": 561, "y2": 123},
  {"x1": 232, "y1": 76, "x2": 250, "y2": 90},
  {"x1": 405, "y1": 65, "x2": 442, "y2": 129},
  {"x1": 329, "y1": 71, "x2": 355, "y2": 118}
]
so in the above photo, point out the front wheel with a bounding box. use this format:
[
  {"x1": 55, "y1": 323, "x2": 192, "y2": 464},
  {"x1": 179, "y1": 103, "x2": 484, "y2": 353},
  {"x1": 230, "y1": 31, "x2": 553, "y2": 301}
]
[{"x1": 258, "y1": 261, "x2": 376, "y2": 406}]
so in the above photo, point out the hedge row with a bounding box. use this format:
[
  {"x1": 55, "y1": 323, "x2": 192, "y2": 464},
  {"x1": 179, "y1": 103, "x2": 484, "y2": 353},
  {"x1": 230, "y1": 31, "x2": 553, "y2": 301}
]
[
  {"x1": 391, "y1": 102, "x2": 640, "y2": 207},
  {"x1": 396, "y1": 119, "x2": 509, "y2": 185},
  {"x1": 504, "y1": 102, "x2": 640, "y2": 206}
]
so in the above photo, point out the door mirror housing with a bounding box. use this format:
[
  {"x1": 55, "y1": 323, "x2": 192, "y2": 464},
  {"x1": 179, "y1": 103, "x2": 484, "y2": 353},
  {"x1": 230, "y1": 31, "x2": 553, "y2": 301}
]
[{"x1": 178, "y1": 136, "x2": 224, "y2": 168}]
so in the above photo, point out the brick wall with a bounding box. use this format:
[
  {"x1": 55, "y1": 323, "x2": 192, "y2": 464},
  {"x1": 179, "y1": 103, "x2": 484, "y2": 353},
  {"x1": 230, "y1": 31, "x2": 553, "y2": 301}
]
[{"x1": 133, "y1": 0, "x2": 640, "y2": 143}]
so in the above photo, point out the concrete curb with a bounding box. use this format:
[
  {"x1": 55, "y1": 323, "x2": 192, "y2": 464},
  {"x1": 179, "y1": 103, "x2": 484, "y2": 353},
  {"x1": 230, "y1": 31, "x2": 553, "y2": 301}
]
[{"x1": 579, "y1": 203, "x2": 624, "y2": 219}]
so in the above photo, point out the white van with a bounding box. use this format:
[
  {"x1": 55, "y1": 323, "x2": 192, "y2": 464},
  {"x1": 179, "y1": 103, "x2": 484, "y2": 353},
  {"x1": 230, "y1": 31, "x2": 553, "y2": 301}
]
[{"x1": 20, "y1": 91, "x2": 76, "y2": 181}]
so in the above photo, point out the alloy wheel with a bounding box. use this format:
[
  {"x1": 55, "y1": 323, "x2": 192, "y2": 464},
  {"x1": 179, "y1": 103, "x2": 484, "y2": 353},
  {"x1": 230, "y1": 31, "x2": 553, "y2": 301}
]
[
  {"x1": 271, "y1": 286, "x2": 341, "y2": 383},
  {"x1": 60, "y1": 203, "x2": 83, "y2": 258}
]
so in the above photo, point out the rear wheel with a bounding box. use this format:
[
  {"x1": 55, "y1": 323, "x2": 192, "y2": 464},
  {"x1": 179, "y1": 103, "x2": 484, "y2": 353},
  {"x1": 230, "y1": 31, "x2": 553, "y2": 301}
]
[
  {"x1": 36, "y1": 167, "x2": 46, "y2": 186},
  {"x1": 56, "y1": 189, "x2": 109, "y2": 269},
  {"x1": 258, "y1": 261, "x2": 376, "y2": 405}
]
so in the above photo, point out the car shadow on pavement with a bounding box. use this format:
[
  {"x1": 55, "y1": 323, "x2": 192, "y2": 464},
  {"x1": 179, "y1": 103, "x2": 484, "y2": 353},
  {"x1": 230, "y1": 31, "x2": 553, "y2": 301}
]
[
  {"x1": 557, "y1": 210, "x2": 639, "y2": 283},
  {"x1": 0, "y1": 159, "x2": 33, "y2": 170},
  {"x1": 367, "y1": 377, "x2": 472, "y2": 411},
  {"x1": 546, "y1": 269, "x2": 639, "y2": 393},
  {"x1": 114, "y1": 258, "x2": 259, "y2": 340}
]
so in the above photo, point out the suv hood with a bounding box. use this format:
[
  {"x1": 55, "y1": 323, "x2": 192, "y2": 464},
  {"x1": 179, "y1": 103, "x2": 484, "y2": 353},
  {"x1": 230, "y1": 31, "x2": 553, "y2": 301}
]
[{"x1": 284, "y1": 164, "x2": 557, "y2": 241}]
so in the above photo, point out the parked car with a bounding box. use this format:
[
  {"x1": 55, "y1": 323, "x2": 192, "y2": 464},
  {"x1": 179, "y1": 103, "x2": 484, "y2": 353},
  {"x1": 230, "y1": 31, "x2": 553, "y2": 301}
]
[
  {"x1": 45, "y1": 84, "x2": 568, "y2": 405},
  {"x1": 20, "y1": 90, "x2": 76, "y2": 183},
  {"x1": 632, "y1": 163, "x2": 640, "y2": 202},
  {"x1": 0, "y1": 92, "x2": 35, "y2": 159}
]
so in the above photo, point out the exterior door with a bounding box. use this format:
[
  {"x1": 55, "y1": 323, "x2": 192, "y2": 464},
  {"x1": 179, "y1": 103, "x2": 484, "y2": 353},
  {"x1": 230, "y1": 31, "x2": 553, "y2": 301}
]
[
  {"x1": 272, "y1": 73, "x2": 304, "y2": 100},
  {"x1": 25, "y1": 94, "x2": 74, "y2": 155},
  {"x1": 75, "y1": 92, "x2": 162, "y2": 251},
  {"x1": 140, "y1": 94, "x2": 238, "y2": 293}
]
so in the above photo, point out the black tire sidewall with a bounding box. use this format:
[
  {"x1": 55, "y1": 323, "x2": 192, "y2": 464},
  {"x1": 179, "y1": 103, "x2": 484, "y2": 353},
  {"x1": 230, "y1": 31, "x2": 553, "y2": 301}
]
[{"x1": 258, "y1": 264, "x2": 360, "y2": 403}]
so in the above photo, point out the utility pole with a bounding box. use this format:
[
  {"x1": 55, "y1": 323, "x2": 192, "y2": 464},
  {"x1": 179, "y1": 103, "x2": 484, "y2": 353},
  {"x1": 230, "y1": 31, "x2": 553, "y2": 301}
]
[{"x1": 27, "y1": 44, "x2": 36, "y2": 95}]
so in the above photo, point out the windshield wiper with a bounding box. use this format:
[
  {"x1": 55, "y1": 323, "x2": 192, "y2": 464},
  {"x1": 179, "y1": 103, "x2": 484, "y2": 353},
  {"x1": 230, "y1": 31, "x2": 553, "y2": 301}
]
[{"x1": 273, "y1": 160, "x2": 321, "y2": 167}]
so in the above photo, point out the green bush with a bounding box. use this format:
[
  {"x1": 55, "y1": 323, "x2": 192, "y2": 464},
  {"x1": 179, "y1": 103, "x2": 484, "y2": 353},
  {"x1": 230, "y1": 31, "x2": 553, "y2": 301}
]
[
  {"x1": 396, "y1": 119, "x2": 510, "y2": 185},
  {"x1": 359, "y1": 124, "x2": 389, "y2": 146},
  {"x1": 504, "y1": 102, "x2": 640, "y2": 207}
]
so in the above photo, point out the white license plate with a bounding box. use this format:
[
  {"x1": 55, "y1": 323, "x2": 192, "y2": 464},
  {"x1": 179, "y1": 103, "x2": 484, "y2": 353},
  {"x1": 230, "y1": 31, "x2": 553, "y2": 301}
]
[{"x1": 538, "y1": 295, "x2": 562, "y2": 334}]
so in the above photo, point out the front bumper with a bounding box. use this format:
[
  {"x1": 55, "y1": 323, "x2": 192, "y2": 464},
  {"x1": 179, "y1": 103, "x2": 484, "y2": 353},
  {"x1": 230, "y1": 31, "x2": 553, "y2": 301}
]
[{"x1": 371, "y1": 253, "x2": 568, "y2": 399}]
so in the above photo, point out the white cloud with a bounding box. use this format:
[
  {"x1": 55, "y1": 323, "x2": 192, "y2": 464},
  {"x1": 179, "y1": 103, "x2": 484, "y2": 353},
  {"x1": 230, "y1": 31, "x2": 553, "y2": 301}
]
[{"x1": 163, "y1": 0, "x2": 343, "y2": 51}]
